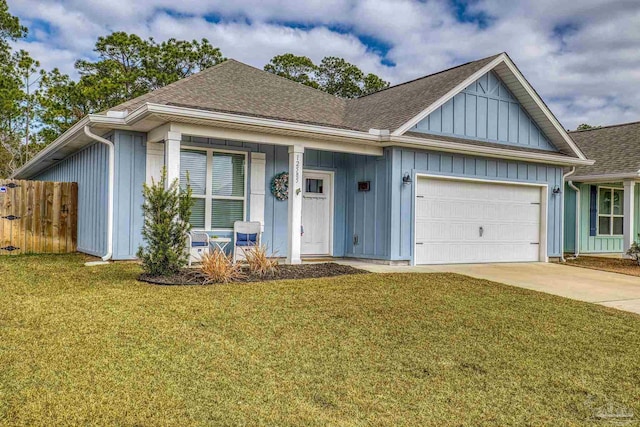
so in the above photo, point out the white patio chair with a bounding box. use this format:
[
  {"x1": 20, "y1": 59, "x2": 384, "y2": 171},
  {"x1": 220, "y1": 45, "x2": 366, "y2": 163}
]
[
  {"x1": 233, "y1": 221, "x2": 262, "y2": 263},
  {"x1": 187, "y1": 231, "x2": 210, "y2": 267}
]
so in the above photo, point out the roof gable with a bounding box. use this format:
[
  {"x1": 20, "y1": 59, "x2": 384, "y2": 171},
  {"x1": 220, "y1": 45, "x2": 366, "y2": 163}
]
[
  {"x1": 375, "y1": 53, "x2": 585, "y2": 159},
  {"x1": 343, "y1": 54, "x2": 501, "y2": 132},
  {"x1": 412, "y1": 70, "x2": 558, "y2": 152}
]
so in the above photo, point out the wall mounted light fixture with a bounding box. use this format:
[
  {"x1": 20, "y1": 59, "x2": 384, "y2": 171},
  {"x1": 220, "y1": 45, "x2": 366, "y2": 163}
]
[
  {"x1": 402, "y1": 173, "x2": 412, "y2": 185},
  {"x1": 552, "y1": 186, "x2": 562, "y2": 195}
]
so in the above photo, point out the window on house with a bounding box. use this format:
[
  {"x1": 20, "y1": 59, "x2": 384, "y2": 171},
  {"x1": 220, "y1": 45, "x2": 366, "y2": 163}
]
[
  {"x1": 305, "y1": 178, "x2": 324, "y2": 194},
  {"x1": 598, "y1": 187, "x2": 623, "y2": 236},
  {"x1": 180, "y1": 148, "x2": 246, "y2": 230}
]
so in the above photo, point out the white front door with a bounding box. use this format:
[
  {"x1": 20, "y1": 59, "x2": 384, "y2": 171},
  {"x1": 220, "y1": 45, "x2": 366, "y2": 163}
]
[
  {"x1": 415, "y1": 177, "x2": 543, "y2": 264},
  {"x1": 302, "y1": 171, "x2": 333, "y2": 255}
]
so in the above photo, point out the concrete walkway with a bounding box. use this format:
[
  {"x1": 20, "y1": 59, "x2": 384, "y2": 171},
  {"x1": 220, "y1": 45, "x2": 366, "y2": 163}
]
[{"x1": 341, "y1": 261, "x2": 640, "y2": 315}]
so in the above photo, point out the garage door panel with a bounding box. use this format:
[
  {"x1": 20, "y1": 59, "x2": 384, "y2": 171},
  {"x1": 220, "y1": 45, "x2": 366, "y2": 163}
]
[{"x1": 415, "y1": 178, "x2": 542, "y2": 264}]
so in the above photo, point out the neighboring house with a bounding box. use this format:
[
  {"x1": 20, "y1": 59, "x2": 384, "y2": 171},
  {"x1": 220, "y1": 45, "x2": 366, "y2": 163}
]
[
  {"x1": 564, "y1": 122, "x2": 640, "y2": 256},
  {"x1": 14, "y1": 52, "x2": 592, "y2": 265}
]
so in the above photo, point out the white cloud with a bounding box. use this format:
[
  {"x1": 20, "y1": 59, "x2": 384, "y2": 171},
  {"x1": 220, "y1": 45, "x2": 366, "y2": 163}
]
[{"x1": 6, "y1": 0, "x2": 640, "y2": 129}]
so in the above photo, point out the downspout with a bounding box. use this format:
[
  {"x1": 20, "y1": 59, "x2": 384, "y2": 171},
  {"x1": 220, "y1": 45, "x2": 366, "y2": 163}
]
[
  {"x1": 83, "y1": 126, "x2": 114, "y2": 261},
  {"x1": 567, "y1": 180, "x2": 580, "y2": 258},
  {"x1": 560, "y1": 167, "x2": 576, "y2": 262}
]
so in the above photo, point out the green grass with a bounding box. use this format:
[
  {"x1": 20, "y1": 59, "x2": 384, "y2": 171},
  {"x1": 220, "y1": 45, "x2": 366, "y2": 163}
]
[{"x1": 1, "y1": 254, "x2": 639, "y2": 426}]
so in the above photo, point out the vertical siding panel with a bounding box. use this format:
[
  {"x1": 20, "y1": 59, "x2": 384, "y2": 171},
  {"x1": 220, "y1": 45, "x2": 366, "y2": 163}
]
[
  {"x1": 430, "y1": 107, "x2": 442, "y2": 133},
  {"x1": 453, "y1": 93, "x2": 465, "y2": 135},
  {"x1": 465, "y1": 94, "x2": 477, "y2": 138},
  {"x1": 428, "y1": 153, "x2": 441, "y2": 172},
  {"x1": 508, "y1": 103, "x2": 519, "y2": 143},
  {"x1": 487, "y1": 99, "x2": 499, "y2": 140},
  {"x1": 442, "y1": 100, "x2": 454, "y2": 133},
  {"x1": 498, "y1": 100, "x2": 509, "y2": 141},
  {"x1": 477, "y1": 97, "x2": 487, "y2": 139}
]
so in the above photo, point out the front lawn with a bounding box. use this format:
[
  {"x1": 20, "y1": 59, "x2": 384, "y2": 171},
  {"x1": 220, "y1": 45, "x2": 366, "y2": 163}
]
[{"x1": 1, "y1": 255, "x2": 639, "y2": 426}]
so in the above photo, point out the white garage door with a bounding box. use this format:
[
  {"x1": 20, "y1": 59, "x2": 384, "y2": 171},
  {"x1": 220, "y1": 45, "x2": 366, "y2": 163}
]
[{"x1": 415, "y1": 178, "x2": 542, "y2": 264}]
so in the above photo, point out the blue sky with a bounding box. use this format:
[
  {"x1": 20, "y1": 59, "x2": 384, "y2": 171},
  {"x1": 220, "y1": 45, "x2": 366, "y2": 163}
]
[{"x1": 8, "y1": 0, "x2": 640, "y2": 129}]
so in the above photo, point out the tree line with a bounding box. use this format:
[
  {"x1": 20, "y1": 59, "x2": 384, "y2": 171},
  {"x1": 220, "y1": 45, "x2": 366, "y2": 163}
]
[{"x1": 0, "y1": 2, "x2": 392, "y2": 178}]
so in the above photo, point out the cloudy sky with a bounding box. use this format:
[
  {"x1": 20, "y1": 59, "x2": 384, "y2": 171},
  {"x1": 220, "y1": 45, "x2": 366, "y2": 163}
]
[{"x1": 8, "y1": 0, "x2": 640, "y2": 130}]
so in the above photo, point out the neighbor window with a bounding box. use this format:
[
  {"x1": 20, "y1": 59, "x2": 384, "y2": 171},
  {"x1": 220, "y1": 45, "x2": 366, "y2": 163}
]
[
  {"x1": 598, "y1": 187, "x2": 623, "y2": 236},
  {"x1": 180, "y1": 148, "x2": 246, "y2": 230}
]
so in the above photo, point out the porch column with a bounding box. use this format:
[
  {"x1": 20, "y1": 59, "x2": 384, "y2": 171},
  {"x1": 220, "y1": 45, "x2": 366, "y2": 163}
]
[
  {"x1": 287, "y1": 145, "x2": 304, "y2": 264},
  {"x1": 623, "y1": 180, "x2": 635, "y2": 252},
  {"x1": 164, "y1": 130, "x2": 182, "y2": 189}
]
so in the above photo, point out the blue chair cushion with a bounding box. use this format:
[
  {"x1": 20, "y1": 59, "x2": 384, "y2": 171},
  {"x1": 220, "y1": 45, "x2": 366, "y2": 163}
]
[
  {"x1": 236, "y1": 233, "x2": 257, "y2": 246},
  {"x1": 191, "y1": 241, "x2": 208, "y2": 247}
]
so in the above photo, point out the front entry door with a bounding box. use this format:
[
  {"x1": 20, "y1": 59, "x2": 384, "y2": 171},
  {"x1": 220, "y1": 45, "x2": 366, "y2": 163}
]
[{"x1": 301, "y1": 171, "x2": 333, "y2": 255}]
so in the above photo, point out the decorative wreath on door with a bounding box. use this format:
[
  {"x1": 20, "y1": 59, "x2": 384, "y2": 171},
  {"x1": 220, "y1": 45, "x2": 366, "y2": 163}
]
[{"x1": 271, "y1": 172, "x2": 289, "y2": 201}]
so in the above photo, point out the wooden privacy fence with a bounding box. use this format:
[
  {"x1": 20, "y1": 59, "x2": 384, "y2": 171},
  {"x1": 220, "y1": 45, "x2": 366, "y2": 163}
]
[{"x1": 0, "y1": 180, "x2": 78, "y2": 255}]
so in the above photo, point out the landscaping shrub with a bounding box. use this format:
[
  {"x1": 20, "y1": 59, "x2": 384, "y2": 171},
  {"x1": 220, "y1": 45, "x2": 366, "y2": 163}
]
[
  {"x1": 200, "y1": 249, "x2": 245, "y2": 284},
  {"x1": 137, "y1": 168, "x2": 193, "y2": 276},
  {"x1": 626, "y1": 235, "x2": 640, "y2": 265},
  {"x1": 245, "y1": 244, "x2": 279, "y2": 278}
]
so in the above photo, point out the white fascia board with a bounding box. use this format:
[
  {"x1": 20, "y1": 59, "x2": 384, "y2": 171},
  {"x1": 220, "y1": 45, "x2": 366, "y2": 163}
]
[
  {"x1": 390, "y1": 134, "x2": 595, "y2": 166},
  {"x1": 12, "y1": 116, "x2": 91, "y2": 178},
  {"x1": 141, "y1": 103, "x2": 381, "y2": 143},
  {"x1": 570, "y1": 173, "x2": 640, "y2": 183},
  {"x1": 13, "y1": 113, "x2": 127, "y2": 179},
  {"x1": 391, "y1": 54, "x2": 507, "y2": 137},
  {"x1": 169, "y1": 122, "x2": 384, "y2": 157}
]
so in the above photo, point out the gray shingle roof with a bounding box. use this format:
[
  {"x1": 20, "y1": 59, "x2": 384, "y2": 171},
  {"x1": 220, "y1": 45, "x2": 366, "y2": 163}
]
[
  {"x1": 344, "y1": 54, "x2": 502, "y2": 131},
  {"x1": 110, "y1": 55, "x2": 503, "y2": 133},
  {"x1": 570, "y1": 122, "x2": 640, "y2": 177},
  {"x1": 107, "y1": 54, "x2": 581, "y2": 161},
  {"x1": 112, "y1": 59, "x2": 349, "y2": 129}
]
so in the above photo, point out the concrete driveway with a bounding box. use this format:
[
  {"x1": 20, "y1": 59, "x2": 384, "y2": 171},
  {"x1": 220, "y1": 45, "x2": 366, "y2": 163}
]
[{"x1": 346, "y1": 261, "x2": 640, "y2": 315}]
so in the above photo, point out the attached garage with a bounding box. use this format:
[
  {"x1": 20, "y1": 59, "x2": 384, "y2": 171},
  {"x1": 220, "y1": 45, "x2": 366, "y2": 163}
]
[{"x1": 414, "y1": 176, "x2": 547, "y2": 264}]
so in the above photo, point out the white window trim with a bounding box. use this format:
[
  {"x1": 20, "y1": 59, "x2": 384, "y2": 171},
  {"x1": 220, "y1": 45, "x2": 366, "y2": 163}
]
[
  {"x1": 596, "y1": 186, "x2": 624, "y2": 237},
  {"x1": 182, "y1": 146, "x2": 248, "y2": 232}
]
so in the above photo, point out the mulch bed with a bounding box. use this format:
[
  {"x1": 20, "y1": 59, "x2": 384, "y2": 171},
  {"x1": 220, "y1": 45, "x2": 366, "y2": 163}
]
[
  {"x1": 565, "y1": 256, "x2": 640, "y2": 277},
  {"x1": 139, "y1": 262, "x2": 368, "y2": 285}
]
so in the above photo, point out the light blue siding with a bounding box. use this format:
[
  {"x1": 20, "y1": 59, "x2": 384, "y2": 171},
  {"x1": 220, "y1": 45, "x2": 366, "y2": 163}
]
[
  {"x1": 389, "y1": 147, "x2": 564, "y2": 261},
  {"x1": 564, "y1": 183, "x2": 576, "y2": 254},
  {"x1": 179, "y1": 136, "x2": 389, "y2": 259},
  {"x1": 414, "y1": 71, "x2": 556, "y2": 151},
  {"x1": 34, "y1": 142, "x2": 109, "y2": 257},
  {"x1": 113, "y1": 131, "x2": 147, "y2": 259}
]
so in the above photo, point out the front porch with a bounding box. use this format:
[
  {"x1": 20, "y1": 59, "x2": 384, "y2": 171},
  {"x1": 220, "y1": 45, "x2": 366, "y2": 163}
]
[
  {"x1": 564, "y1": 179, "x2": 640, "y2": 255},
  {"x1": 148, "y1": 123, "x2": 392, "y2": 265}
]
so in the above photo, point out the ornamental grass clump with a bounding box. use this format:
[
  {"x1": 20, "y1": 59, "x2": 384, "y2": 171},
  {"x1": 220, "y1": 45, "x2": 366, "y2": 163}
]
[
  {"x1": 137, "y1": 168, "x2": 193, "y2": 277},
  {"x1": 200, "y1": 249, "x2": 245, "y2": 284},
  {"x1": 245, "y1": 244, "x2": 279, "y2": 278}
]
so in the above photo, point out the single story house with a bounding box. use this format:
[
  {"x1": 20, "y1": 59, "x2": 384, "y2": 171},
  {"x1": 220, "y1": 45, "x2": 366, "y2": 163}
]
[
  {"x1": 564, "y1": 122, "x2": 640, "y2": 256},
  {"x1": 14, "y1": 52, "x2": 592, "y2": 265}
]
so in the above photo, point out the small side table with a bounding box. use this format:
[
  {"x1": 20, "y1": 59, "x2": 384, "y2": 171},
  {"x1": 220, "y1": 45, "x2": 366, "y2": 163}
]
[{"x1": 210, "y1": 236, "x2": 232, "y2": 253}]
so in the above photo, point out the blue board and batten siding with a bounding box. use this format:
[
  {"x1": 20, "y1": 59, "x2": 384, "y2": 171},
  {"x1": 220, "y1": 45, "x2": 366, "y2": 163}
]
[
  {"x1": 33, "y1": 130, "x2": 146, "y2": 259},
  {"x1": 32, "y1": 128, "x2": 564, "y2": 262},
  {"x1": 414, "y1": 71, "x2": 556, "y2": 152},
  {"x1": 113, "y1": 131, "x2": 146, "y2": 259},
  {"x1": 34, "y1": 142, "x2": 109, "y2": 257},
  {"x1": 180, "y1": 136, "x2": 390, "y2": 259},
  {"x1": 389, "y1": 147, "x2": 564, "y2": 260}
]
